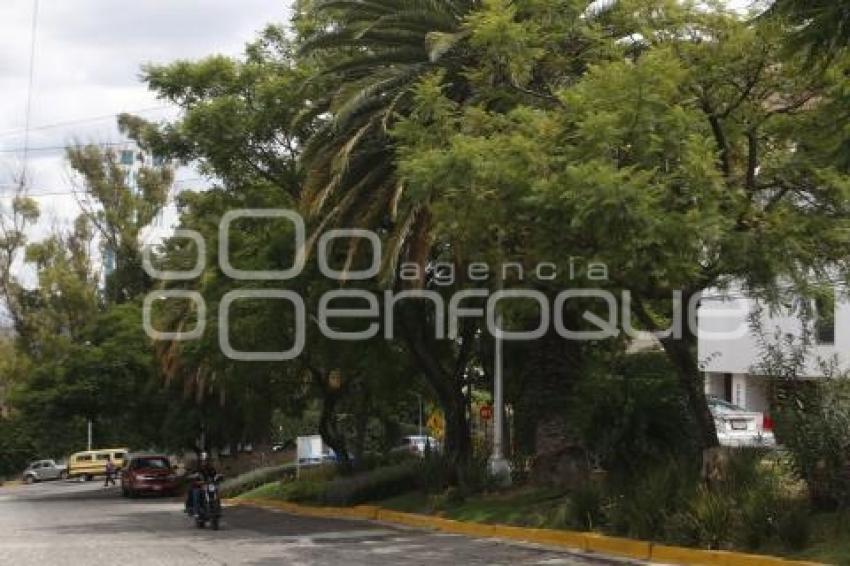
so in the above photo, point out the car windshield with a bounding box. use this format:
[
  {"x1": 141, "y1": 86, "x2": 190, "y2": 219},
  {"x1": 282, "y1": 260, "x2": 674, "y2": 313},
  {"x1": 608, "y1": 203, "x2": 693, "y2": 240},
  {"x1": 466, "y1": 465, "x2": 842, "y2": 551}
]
[
  {"x1": 707, "y1": 396, "x2": 747, "y2": 413},
  {"x1": 134, "y1": 458, "x2": 170, "y2": 469}
]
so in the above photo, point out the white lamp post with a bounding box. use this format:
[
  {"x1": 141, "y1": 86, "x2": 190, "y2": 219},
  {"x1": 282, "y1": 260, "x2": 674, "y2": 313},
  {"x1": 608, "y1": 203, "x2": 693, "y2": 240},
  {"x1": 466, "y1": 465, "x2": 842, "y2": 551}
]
[{"x1": 488, "y1": 286, "x2": 511, "y2": 485}]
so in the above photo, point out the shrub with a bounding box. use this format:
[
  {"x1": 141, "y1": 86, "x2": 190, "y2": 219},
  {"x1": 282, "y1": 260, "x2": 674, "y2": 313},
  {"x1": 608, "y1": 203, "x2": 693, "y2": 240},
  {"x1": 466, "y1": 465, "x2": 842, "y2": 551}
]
[
  {"x1": 296, "y1": 463, "x2": 338, "y2": 483},
  {"x1": 775, "y1": 501, "x2": 811, "y2": 551},
  {"x1": 318, "y1": 461, "x2": 420, "y2": 506},
  {"x1": 561, "y1": 482, "x2": 605, "y2": 531},
  {"x1": 431, "y1": 485, "x2": 466, "y2": 511},
  {"x1": 605, "y1": 459, "x2": 698, "y2": 540},
  {"x1": 773, "y1": 379, "x2": 850, "y2": 509},
  {"x1": 280, "y1": 479, "x2": 326, "y2": 503},
  {"x1": 688, "y1": 487, "x2": 736, "y2": 549},
  {"x1": 571, "y1": 352, "x2": 701, "y2": 478},
  {"x1": 219, "y1": 463, "x2": 296, "y2": 498}
]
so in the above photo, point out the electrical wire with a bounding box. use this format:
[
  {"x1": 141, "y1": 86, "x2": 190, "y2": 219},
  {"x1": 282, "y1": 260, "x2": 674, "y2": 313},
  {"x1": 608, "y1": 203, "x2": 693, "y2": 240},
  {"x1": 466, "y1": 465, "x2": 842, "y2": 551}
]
[
  {"x1": 0, "y1": 141, "x2": 139, "y2": 154},
  {"x1": 0, "y1": 105, "x2": 173, "y2": 139},
  {"x1": 21, "y1": 0, "x2": 40, "y2": 179}
]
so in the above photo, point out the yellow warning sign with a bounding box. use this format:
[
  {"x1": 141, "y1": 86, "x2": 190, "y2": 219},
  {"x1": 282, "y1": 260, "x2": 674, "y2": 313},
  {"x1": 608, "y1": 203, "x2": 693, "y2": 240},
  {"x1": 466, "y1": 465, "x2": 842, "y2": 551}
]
[{"x1": 427, "y1": 411, "x2": 445, "y2": 440}]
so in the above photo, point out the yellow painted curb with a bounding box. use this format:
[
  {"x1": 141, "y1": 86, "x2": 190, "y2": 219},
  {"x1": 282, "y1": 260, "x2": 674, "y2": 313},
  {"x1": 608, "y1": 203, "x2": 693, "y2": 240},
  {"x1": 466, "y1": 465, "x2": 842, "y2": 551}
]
[
  {"x1": 651, "y1": 544, "x2": 729, "y2": 565},
  {"x1": 650, "y1": 545, "x2": 822, "y2": 566},
  {"x1": 0, "y1": 480, "x2": 23, "y2": 489},
  {"x1": 585, "y1": 533, "x2": 652, "y2": 561},
  {"x1": 227, "y1": 498, "x2": 822, "y2": 566}
]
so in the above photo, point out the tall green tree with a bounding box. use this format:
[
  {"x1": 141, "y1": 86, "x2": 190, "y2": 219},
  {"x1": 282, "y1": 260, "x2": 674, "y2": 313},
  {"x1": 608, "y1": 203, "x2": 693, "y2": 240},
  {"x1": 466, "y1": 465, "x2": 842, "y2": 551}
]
[
  {"x1": 67, "y1": 141, "x2": 171, "y2": 304},
  {"x1": 392, "y1": 1, "x2": 850, "y2": 454},
  {"x1": 766, "y1": 0, "x2": 850, "y2": 58}
]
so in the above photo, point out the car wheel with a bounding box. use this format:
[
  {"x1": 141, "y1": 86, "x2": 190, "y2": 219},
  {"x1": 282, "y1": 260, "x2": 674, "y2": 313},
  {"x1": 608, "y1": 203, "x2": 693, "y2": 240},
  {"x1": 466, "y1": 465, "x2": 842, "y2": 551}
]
[
  {"x1": 24, "y1": 475, "x2": 35, "y2": 485},
  {"x1": 59, "y1": 471, "x2": 68, "y2": 481}
]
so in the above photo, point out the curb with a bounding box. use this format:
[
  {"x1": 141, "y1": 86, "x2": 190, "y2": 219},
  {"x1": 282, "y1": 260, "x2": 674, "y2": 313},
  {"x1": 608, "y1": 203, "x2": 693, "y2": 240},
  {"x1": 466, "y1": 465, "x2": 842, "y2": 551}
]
[{"x1": 227, "y1": 498, "x2": 822, "y2": 566}]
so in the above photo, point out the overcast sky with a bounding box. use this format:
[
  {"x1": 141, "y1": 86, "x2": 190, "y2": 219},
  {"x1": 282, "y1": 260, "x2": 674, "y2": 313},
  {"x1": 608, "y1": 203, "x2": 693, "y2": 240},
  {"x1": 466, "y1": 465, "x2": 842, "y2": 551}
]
[{"x1": 0, "y1": 0, "x2": 289, "y2": 229}]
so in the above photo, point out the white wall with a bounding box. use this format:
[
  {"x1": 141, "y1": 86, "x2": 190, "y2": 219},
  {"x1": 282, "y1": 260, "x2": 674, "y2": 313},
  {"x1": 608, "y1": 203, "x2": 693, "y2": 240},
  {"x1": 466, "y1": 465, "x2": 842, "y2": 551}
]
[{"x1": 698, "y1": 288, "x2": 849, "y2": 378}]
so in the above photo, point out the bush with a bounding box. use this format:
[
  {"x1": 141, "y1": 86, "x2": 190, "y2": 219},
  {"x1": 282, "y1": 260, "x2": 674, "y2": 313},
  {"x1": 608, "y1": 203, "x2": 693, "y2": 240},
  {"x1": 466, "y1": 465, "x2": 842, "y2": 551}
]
[
  {"x1": 219, "y1": 463, "x2": 296, "y2": 498},
  {"x1": 280, "y1": 479, "x2": 326, "y2": 503},
  {"x1": 605, "y1": 459, "x2": 698, "y2": 540},
  {"x1": 561, "y1": 482, "x2": 605, "y2": 531},
  {"x1": 773, "y1": 379, "x2": 850, "y2": 509},
  {"x1": 593, "y1": 450, "x2": 812, "y2": 553},
  {"x1": 775, "y1": 501, "x2": 811, "y2": 551},
  {"x1": 318, "y1": 461, "x2": 420, "y2": 506},
  {"x1": 687, "y1": 487, "x2": 737, "y2": 549},
  {"x1": 571, "y1": 352, "x2": 700, "y2": 478},
  {"x1": 296, "y1": 463, "x2": 338, "y2": 483}
]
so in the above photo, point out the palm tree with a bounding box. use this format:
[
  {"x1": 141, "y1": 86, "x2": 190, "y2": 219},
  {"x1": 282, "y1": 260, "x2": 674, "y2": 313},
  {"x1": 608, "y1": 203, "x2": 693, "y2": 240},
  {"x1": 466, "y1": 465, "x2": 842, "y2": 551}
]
[
  {"x1": 297, "y1": 0, "x2": 483, "y2": 476},
  {"x1": 297, "y1": 0, "x2": 479, "y2": 265}
]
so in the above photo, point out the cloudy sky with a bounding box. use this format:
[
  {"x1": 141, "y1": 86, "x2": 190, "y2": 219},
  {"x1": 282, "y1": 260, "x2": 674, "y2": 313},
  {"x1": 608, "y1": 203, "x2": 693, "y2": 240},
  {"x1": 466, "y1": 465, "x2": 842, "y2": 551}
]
[{"x1": 0, "y1": 0, "x2": 289, "y2": 229}]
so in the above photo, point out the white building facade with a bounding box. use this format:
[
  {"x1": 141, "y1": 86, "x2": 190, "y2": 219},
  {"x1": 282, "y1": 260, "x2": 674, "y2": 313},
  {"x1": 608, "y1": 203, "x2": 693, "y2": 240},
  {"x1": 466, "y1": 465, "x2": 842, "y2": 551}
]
[{"x1": 698, "y1": 287, "x2": 846, "y2": 414}]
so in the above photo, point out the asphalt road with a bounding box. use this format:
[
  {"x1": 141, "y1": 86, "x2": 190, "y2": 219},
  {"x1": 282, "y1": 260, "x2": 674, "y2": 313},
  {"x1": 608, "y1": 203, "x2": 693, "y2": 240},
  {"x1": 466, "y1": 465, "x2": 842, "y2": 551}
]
[{"x1": 0, "y1": 480, "x2": 630, "y2": 565}]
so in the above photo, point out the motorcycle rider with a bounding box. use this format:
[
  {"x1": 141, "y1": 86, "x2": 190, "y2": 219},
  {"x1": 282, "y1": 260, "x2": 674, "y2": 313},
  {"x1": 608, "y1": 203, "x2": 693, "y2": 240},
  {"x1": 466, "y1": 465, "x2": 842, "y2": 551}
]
[{"x1": 185, "y1": 452, "x2": 217, "y2": 516}]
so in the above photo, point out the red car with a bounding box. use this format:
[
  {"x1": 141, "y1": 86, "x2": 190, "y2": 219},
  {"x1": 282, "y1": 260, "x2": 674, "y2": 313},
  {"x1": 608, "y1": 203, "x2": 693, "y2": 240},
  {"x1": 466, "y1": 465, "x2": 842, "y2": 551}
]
[{"x1": 121, "y1": 454, "x2": 178, "y2": 497}]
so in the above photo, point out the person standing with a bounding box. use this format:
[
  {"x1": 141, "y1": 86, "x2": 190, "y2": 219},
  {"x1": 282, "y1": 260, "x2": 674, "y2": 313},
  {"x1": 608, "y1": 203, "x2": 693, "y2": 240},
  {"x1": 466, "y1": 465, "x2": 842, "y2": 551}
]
[{"x1": 104, "y1": 457, "x2": 116, "y2": 487}]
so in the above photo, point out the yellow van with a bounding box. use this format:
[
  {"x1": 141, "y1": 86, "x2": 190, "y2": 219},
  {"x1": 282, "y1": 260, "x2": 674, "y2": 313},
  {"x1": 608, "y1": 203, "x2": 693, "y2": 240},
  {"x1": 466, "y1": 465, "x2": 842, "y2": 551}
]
[{"x1": 67, "y1": 448, "x2": 128, "y2": 480}]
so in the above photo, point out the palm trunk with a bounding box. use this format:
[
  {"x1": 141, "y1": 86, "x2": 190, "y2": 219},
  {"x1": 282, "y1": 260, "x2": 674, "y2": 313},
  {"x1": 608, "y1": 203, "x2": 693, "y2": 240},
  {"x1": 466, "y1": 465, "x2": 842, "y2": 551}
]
[{"x1": 517, "y1": 327, "x2": 588, "y2": 487}]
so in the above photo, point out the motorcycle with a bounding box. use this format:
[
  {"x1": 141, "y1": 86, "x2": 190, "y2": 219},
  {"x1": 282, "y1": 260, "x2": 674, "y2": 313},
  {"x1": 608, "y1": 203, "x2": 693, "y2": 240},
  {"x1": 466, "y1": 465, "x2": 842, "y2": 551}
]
[{"x1": 189, "y1": 474, "x2": 224, "y2": 530}]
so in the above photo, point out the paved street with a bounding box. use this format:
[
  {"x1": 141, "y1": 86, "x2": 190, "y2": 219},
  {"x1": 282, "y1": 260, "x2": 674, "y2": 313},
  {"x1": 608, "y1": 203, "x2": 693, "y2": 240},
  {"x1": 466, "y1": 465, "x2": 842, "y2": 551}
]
[{"x1": 0, "y1": 481, "x2": 623, "y2": 565}]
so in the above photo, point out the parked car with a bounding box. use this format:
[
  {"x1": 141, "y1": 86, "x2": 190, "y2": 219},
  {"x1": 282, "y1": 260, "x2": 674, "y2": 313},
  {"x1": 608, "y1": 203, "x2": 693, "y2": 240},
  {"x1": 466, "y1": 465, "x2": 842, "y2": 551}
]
[
  {"x1": 271, "y1": 440, "x2": 294, "y2": 452},
  {"x1": 390, "y1": 435, "x2": 441, "y2": 457},
  {"x1": 707, "y1": 395, "x2": 777, "y2": 448},
  {"x1": 67, "y1": 448, "x2": 129, "y2": 481},
  {"x1": 121, "y1": 454, "x2": 179, "y2": 498},
  {"x1": 22, "y1": 460, "x2": 67, "y2": 484}
]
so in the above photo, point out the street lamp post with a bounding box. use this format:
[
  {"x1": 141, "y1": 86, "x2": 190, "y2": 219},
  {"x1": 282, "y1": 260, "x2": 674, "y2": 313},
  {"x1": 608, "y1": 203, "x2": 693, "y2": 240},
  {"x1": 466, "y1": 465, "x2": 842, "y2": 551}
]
[{"x1": 488, "y1": 290, "x2": 511, "y2": 485}]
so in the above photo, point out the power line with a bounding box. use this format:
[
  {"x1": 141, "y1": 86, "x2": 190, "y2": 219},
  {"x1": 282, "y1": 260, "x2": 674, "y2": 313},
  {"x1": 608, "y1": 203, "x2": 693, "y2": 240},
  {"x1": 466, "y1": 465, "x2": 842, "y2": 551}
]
[
  {"x1": 21, "y1": 0, "x2": 40, "y2": 178},
  {"x1": 0, "y1": 178, "x2": 208, "y2": 198},
  {"x1": 0, "y1": 141, "x2": 138, "y2": 154},
  {"x1": 0, "y1": 105, "x2": 173, "y2": 139}
]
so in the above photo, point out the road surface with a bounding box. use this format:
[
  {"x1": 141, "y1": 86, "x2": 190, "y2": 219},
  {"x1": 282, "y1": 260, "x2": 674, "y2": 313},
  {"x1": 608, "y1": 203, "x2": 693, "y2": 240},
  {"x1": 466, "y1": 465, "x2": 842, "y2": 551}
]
[{"x1": 0, "y1": 480, "x2": 627, "y2": 565}]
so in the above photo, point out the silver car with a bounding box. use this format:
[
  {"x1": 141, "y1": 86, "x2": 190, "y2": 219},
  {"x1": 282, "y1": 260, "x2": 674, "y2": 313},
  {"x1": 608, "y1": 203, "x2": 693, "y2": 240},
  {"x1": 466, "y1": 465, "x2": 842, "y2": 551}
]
[
  {"x1": 22, "y1": 460, "x2": 68, "y2": 484},
  {"x1": 707, "y1": 396, "x2": 777, "y2": 448}
]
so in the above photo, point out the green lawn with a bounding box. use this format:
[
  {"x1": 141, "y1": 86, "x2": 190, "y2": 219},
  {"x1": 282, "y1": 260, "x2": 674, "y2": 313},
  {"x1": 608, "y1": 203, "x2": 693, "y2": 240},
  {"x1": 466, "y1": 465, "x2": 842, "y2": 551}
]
[{"x1": 380, "y1": 486, "x2": 568, "y2": 529}]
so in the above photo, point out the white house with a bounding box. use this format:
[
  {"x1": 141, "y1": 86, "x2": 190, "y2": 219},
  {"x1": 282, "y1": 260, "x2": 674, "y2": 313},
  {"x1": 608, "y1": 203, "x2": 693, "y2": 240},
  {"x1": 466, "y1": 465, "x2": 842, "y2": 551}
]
[{"x1": 698, "y1": 287, "x2": 846, "y2": 414}]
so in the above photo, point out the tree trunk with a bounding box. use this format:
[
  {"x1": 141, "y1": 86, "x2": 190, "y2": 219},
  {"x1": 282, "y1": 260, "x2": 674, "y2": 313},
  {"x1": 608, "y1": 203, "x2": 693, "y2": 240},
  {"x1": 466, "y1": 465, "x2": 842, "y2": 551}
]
[
  {"x1": 518, "y1": 327, "x2": 588, "y2": 487},
  {"x1": 318, "y1": 387, "x2": 351, "y2": 473},
  {"x1": 397, "y1": 300, "x2": 473, "y2": 484},
  {"x1": 352, "y1": 386, "x2": 369, "y2": 470},
  {"x1": 632, "y1": 291, "x2": 719, "y2": 451},
  {"x1": 659, "y1": 330, "x2": 719, "y2": 451}
]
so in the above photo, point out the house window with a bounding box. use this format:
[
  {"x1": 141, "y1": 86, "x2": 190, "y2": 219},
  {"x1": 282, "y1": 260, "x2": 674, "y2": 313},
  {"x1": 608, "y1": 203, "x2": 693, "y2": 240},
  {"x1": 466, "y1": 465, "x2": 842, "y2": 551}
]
[{"x1": 815, "y1": 292, "x2": 835, "y2": 345}]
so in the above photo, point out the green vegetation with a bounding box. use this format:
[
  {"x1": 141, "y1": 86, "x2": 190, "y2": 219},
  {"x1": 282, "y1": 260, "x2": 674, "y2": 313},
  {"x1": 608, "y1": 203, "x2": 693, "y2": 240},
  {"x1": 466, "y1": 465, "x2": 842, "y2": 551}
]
[
  {"x1": 219, "y1": 463, "x2": 297, "y2": 499},
  {"x1": 2, "y1": 1, "x2": 850, "y2": 562}
]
